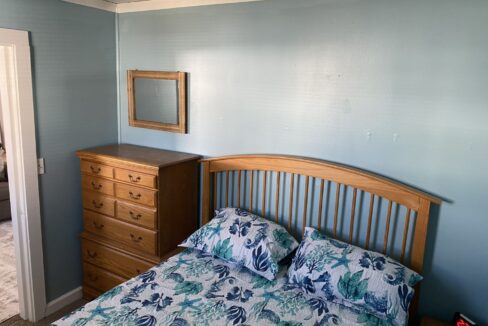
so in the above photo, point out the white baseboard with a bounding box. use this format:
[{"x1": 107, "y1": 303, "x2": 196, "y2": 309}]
[{"x1": 45, "y1": 286, "x2": 83, "y2": 317}]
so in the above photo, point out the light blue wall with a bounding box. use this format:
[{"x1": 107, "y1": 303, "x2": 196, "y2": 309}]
[
  {"x1": 118, "y1": 0, "x2": 488, "y2": 322},
  {"x1": 0, "y1": 0, "x2": 117, "y2": 300}
]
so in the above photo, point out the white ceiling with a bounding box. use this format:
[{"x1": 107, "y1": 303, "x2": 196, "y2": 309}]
[
  {"x1": 105, "y1": 0, "x2": 147, "y2": 3},
  {"x1": 63, "y1": 0, "x2": 264, "y2": 13}
]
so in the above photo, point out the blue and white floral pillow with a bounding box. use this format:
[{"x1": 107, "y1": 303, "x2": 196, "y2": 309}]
[
  {"x1": 287, "y1": 227, "x2": 422, "y2": 326},
  {"x1": 180, "y1": 207, "x2": 299, "y2": 280}
]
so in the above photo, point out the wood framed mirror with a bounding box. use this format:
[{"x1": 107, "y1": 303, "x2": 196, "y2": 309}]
[{"x1": 128, "y1": 70, "x2": 187, "y2": 133}]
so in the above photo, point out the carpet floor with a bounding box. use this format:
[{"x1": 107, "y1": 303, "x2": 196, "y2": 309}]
[{"x1": 0, "y1": 220, "x2": 19, "y2": 323}]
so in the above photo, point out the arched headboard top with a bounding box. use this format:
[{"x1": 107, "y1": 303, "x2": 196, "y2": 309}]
[
  {"x1": 202, "y1": 154, "x2": 440, "y2": 207},
  {"x1": 201, "y1": 154, "x2": 441, "y2": 274}
]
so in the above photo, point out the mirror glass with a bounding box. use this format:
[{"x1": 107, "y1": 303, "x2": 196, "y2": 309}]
[{"x1": 134, "y1": 78, "x2": 178, "y2": 125}]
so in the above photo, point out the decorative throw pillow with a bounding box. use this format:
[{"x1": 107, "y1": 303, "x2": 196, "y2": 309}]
[
  {"x1": 180, "y1": 207, "x2": 299, "y2": 280},
  {"x1": 286, "y1": 227, "x2": 422, "y2": 325}
]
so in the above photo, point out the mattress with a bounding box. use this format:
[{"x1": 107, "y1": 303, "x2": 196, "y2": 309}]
[{"x1": 54, "y1": 248, "x2": 391, "y2": 325}]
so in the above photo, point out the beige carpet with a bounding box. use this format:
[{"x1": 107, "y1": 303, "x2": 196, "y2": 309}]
[{"x1": 0, "y1": 220, "x2": 19, "y2": 323}]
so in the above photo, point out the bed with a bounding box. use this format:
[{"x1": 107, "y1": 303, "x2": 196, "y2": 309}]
[{"x1": 55, "y1": 155, "x2": 441, "y2": 326}]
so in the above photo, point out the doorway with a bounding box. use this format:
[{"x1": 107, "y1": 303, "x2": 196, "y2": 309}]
[{"x1": 0, "y1": 28, "x2": 46, "y2": 322}]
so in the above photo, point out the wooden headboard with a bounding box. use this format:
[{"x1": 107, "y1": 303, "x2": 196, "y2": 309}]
[{"x1": 201, "y1": 154, "x2": 441, "y2": 276}]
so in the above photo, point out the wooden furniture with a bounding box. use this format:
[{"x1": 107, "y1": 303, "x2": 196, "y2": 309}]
[
  {"x1": 77, "y1": 144, "x2": 200, "y2": 299},
  {"x1": 128, "y1": 70, "x2": 187, "y2": 133},
  {"x1": 421, "y1": 317, "x2": 450, "y2": 326},
  {"x1": 200, "y1": 154, "x2": 441, "y2": 317}
]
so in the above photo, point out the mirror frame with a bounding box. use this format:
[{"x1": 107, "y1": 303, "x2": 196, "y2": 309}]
[{"x1": 128, "y1": 70, "x2": 187, "y2": 133}]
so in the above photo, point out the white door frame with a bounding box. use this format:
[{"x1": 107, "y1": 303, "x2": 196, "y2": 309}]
[{"x1": 0, "y1": 28, "x2": 46, "y2": 322}]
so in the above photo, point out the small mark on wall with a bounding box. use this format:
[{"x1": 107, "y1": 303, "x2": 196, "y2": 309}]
[{"x1": 364, "y1": 129, "x2": 372, "y2": 141}]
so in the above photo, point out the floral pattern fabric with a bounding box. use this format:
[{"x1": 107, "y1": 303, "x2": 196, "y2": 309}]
[
  {"x1": 54, "y1": 248, "x2": 397, "y2": 326},
  {"x1": 287, "y1": 227, "x2": 421, "y2": 326},
  {"x1": 180, "y1": 208, "x2": 299, "y2": 280}
]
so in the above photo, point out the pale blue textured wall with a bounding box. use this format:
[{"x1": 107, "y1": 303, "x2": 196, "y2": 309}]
[
  {"x1": 0, "y1": 0, "x2": 117, "y2": 300},
  {"x1": 118, "y1": 0, "x2": 488, "y2": 322}
]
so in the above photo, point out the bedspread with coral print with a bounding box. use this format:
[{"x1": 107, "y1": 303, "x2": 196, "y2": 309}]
[{"x1": 54, "y1": 249, "x2": 398, "y2": 326}]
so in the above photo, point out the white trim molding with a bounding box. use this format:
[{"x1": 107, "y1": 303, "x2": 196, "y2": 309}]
[
  {"x1": 0, "y1": 28, "x2": 46, "y2": 322},
  {"x1": 116, "y1": 0, "x2": 265, "y2": 13},
  {"x1": 45, "y1": 287, "x2": 83, "y2": 317},
  {"x1": 61, "y1": 0, "x2": 265, "y2": 13},
  {"x1": 62, "y1": 0, "x2": 117, "y2": 12}
]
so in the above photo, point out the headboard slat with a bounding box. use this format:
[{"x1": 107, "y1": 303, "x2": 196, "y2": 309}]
[
  {"x1": 383, "y1": 200, "x2": 393, "y2": 254},
  {"x1": 250, "y1": 170, "x2": 254, "y2": 211},
  {"x1": 365, "y1": 194, "x2": 375, "y2": 250},
  {"x1": 401, "y1": 208, "x2": 412, "y2": 263},
  {"x1": 201, "y1": 155, "x2": 440, "y2": 277},
  {"x1": 348, "y1": 188, "x2": 358, "y2": 243},
  {"x1": 262, "y1": 171, "x2": 267, "y2": 217},
  {"x1": 237, "y1": 170, "x2": 241, "y2": 207},
  {"x1": 333, "y1": 183, "x2": 341, "y2": 238},
  {"x1": 288, "y1": 173, "x2": 295, "y2": 231},
  {"x1": 275, "y1": 172, "x2": 280, "y2": 223},
  {"x1": 225, "y1": 171, "x2": 230, "y2": 207},
  {"x1": 317, "y1": 179, "x2": 325, "y2": 231},
  {"x1": 302, "y1": 176, "x2": 310, "y2": 236}
]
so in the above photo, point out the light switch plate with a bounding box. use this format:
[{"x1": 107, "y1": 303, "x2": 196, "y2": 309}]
[{"x1": 37, "y1": 158, "x2": 45, "y2": 175}]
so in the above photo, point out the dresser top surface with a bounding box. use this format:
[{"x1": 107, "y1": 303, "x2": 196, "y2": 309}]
[{"x1": 77, "y1": 144, "x2": 201, "y2": 167}]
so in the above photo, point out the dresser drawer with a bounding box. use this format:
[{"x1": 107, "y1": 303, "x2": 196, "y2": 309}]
[
  {"x1": 115, "y1": 168, "x2": 157, "y2": 189},
  {"x1": 84, "y1": 210, "x2": 158, "y2": 255},
  {"x1": 83, "y1": 191, "x2": 115, "y2": 217},
  {"x1": 117, "y1": 201, "x2": 157, "y2": 229},
  {"x1": 83, "y1": 262, "x2": 125, "y2": 293},
  {"x1": 82, "y1": 286, "x2": 101, "y2": 301},
  {"x1": 115, "y1": 183, "x2": 157, "y2": 207},
  {"x1": 82, "y1": 238, "x2": 153, "y2": 279},
  {"x1": 81, "y1": 160, "x2": 113, "y2": 179},
  {"x1": 82, "y1": 175, "x2": 114, "y2": 196}
]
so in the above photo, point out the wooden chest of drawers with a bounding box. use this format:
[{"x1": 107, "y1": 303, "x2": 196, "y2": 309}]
[{"x1": 77, "y1": 144, "x2": 200, "y2": 300}]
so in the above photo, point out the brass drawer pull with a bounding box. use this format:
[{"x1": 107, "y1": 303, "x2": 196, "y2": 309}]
[
  {"x1": 92, "y1": 200, "x2": 104, "y2": 209},
  {"x1": 91, "y1": 181, "x2": 103, "y2": 190},
  {"x1": 130, "y1": 233, "x2": 143, "y2": 243},
  {"x1": 92, "y1": 221, "x2": 104, "y2": 229},
  {"x1": 88, "y1": 274, "x2": 99, "y2": 282},
  {"x1": 128, "y1": 174, "x2": 141, "y2": 183},
  {"x1": 129, "y1": 211, "x2": 142, "y2": 220},
  {"x1": 87, "y1": 250, "x2": 97, "y2": 258},
  {"x1": 90, "y1": 165, "x2": 101, "y2": 174},
  {"x1": 129, "y1": 192, "x2": 142, "y2": 200}
]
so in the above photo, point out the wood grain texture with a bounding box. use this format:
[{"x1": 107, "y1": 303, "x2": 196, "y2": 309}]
[
  {"x1": 302, "y1": 176, "x2": 309, "y2": 236},
  {"x1": 82, "y1": 191, "x2": 115, "y2": 217},
  {"x1": 333, "y1": 183, "x2": 341, "y2": 238},
  {"x1": 78, "y1": 144, "x2": 200, "y2": 296},
  {"x1": 78, "y1": 144, "x2": 200, "y2": 169},
  {"x1": 128, "y1": 70, "x2": 187, "y2": 133},
  {"x1": 204, "y1": 155, "x2": 441, "y2": 208},
  {"x1": 82, "y1": 237, "x2": 153, "y2": 279},
  {"x1": 117, "y1": 201, "x2": 157, "y2": 229},
  {"x1": 80, "y1": 160, "x2": 113, "y2": 179},
  {"x1": 348, "y1": 188, "x2": 357, "y2": 243},
  {"x1": 383, "y1": 200, "x2": 393, "y2": 254},
  {"x1": 365, "y1": 194, "x2": 375, "y2": 250},
  {"x1": 275, "y1": 172, "x2": 280, "y2": 223},
  {"x1": 84, "y1": 210, "x2": 158, "y2": 255},
  {"x1": 200, "y1": 154, "x2": 441, "y2": 318},
  {"x1": 82, "y1": 175, "x2": 114, "y2": 196},
  {"x1": 83, "y1": 262, "x2": 125, "y2": 293},
  {"x1": 317, "y1": 179, "x2": 325, "y2": 230},
  {"x1": 115, "y1": 182, "x2": 157, "y2": 207},
  {"x1": 115, "y1": 168, "x2": 156, "y2": 188}
]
